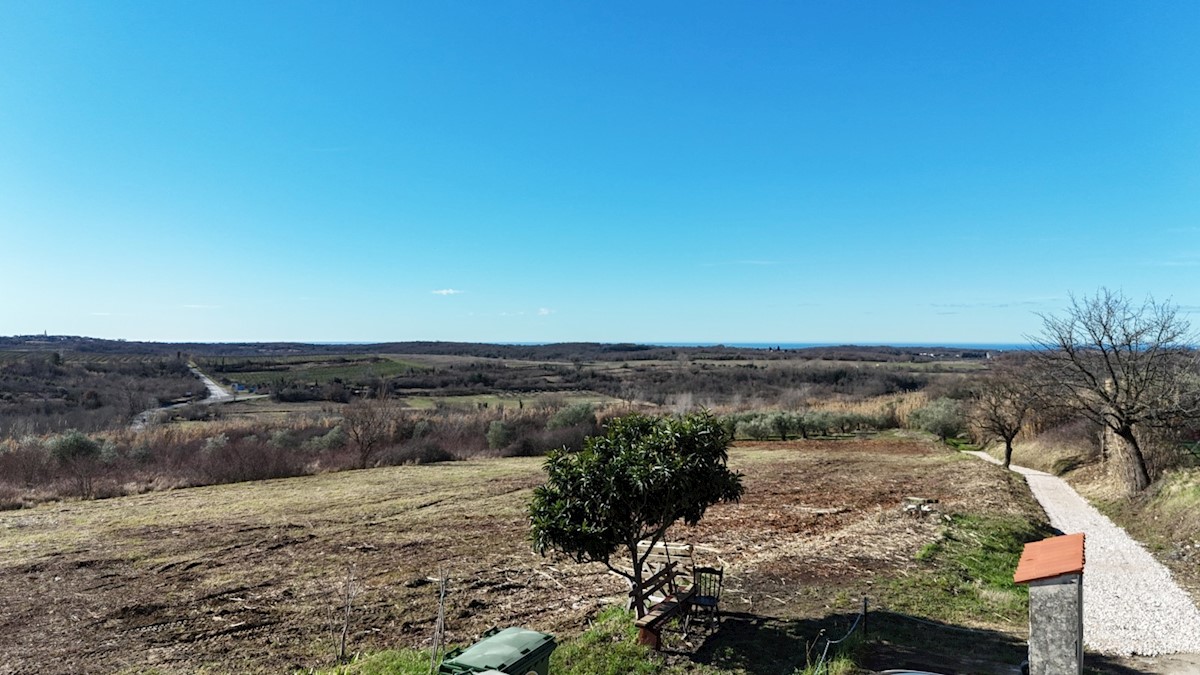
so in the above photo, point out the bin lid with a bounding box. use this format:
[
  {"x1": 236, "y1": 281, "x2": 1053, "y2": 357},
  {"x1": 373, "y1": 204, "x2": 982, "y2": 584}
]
[{"x1": 442, "y1": 627, "x2": 555, "y2": 671}]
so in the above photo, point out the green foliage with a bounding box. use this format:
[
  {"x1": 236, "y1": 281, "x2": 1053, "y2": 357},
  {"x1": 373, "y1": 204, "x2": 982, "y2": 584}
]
[
  {"x1": 305, "y1": 647, "x2": 429, "y2": 674},
  {"x1": 47, "y1": 430, "x2": 101, "y2": 464},
  {"x1": 793, "y1": 651, "x2": 859, "y2": 675},
  {"x1": 726, "y1": 409, "x2": 895, "y2": 441},
  {"x1": 909, "y1": 397, "x2": 966, "y2": 441},
  {"x1": 269, "y1": 429, "x2": 300, "y2": 449},
  {"x1": 303, "y1": 425, "x2": 347, "y2": 452},
  {"x1": 886, "y1": 513, "x2": 1053, "y2": 623},
  {"x1": 307, "y1": 606, "x2": 705, "y2": 675},
  {"x1": 550, "y1": 605, "x2": 669, "y2": 674},
  {"x1": 202, "y1": 433, "x2": 229, "y2": 453},
  {"x1": 769, "y1": 412, "x2": 796, "y2": 440},
  {"x1": 46, "y1": 429, "x2": 103, "y2": 498},
  {"x1": 736, "y1": 416, "x2": 775, "y2": 440},
  {"x1": 486, "y1": 420, "x2": 514, "y2": 450},
  {"x1": 546, "y1": 402, "x2": 595, "y2": 430},
  {"x1": 529, "y1": 411, "x2": 744, "y2": 577}
]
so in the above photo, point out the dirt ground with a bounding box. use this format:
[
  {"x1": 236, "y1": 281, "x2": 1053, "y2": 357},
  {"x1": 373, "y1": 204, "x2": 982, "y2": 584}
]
[{"x1": 0, "y1": 436, "x2": 1060, "y2": 673}]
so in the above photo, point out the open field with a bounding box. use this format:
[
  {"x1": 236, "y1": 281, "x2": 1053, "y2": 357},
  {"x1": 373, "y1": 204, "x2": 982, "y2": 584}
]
[
  {"x1": 212, "y1": 390, "x2": 622, "y2": 418},
  {"x1": 399, "y1": 390, "x2": 621, "y2": 411},
  {"x1": 0, "y1": 434, "x2": 1057, "y2": 674},
  {"x1": 201, "y1": 355, "x2": 426, "y2": 387}
]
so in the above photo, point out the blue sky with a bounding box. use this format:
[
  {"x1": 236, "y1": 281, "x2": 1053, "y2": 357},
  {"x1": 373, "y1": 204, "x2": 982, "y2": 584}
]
[{"x1": 2, "y1": 1, "x2": 1198, "y2": 344}]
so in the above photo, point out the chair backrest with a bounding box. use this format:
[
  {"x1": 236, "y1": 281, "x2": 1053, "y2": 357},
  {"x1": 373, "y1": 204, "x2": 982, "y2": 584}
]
[{"x1": 693, "y1": 566, "x2": 724, "y2": 600}]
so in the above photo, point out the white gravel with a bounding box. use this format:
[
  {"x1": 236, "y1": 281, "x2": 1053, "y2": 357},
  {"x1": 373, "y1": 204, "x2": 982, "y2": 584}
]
[{"x1": 968, "y1": 451, "x2": 1200, "y2": 656}]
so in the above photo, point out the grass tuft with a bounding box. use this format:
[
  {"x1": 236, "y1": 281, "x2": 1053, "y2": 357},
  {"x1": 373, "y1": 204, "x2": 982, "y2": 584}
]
[{"x1": 885, "y1": 513, "x2": 1054, "y2": 626}]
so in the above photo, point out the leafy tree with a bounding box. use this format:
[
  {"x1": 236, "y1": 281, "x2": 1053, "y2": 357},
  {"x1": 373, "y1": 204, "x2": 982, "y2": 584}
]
[
  {"x1": 1032, "y1": 289, "x2": 1200, "y2": 492},
  {"x1": 735, "y1": 415, "x2": 774, "y2": 440},
  {"x1": 969, "y1": 361, "x2": 1038, "y2": 468},
  {"x1": 529, "y1": 411, "x2": 744, "y2": 616},
  {"x1": 803, "y1": 410, "x2": 836, "y2": 437},
  {"x1": 910, "y1": 397, "x2": 966, "y2": 442},
  {"x1": 769, "y1": 412, "x2": 794, "y2": 441}
]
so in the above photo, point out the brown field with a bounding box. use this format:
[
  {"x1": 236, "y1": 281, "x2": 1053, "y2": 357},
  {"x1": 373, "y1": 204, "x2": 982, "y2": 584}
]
[{"x1": 0, "y1": 435, "x2": 1035, "y2": 674}]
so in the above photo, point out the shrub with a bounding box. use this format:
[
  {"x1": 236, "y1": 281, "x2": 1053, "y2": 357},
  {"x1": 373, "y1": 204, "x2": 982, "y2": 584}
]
[
  {"x1": 736, "y1": 416, "x2": 774, "y2": 440},
  {"x1": 203, "y1": 433, "x2": 229, "y2": 453},
  {"x1": 910, "y1": 398, "x2": 966, "y2": 441},
  {"x1": 303, "y1": 425, "x2": 346, "y2": 452},
  {"x1": 47, "y1": 430, "x2": 102, "y2": 498},
  {"x1": 269, "y1": 429, "x2": 300, "y2": 449},
  {"x1": 384, "y1": 441, "x2": 457, "y2": 465},
  {"x1": 47, "y1": 430, "x2": 101, "y2": 464},
  {"x1": 486, "y1": 421, "x2": 514, "y2": 450},
  {"x1": 198, "y1": 437, "x2": 305, "y2": 485},
  {"x1": 546, "y1": 403, "x2": 596, "y2": 430}
]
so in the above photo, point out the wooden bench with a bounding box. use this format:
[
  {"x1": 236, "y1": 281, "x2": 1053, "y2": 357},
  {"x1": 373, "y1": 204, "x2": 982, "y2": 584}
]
[{"x1": 633, "y1": 561, "x2": 696, "y2": 649}]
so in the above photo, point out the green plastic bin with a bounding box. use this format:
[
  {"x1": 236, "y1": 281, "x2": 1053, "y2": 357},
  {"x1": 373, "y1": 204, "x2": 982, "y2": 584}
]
[{"x1": 438, "y1": 627, "x2": 556, "y2": 675}]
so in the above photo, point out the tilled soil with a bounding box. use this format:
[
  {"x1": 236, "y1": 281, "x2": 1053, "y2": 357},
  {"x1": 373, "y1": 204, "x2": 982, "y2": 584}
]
[{"x1": 0, "y1": 436, "x2": 1017, "y2": 674}]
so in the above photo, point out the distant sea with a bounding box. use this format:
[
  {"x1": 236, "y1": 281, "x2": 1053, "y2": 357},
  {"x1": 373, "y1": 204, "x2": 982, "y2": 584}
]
[
  {"x1": 653, "y1": 342, "x2": 1033, "y2": 351},
  {"x1": 312, "y1": 341, "x2": 1034, "y2": 351}
]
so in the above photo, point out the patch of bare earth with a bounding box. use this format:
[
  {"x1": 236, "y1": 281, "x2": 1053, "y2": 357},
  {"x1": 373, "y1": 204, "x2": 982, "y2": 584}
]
[{"x1": 0, "y1": 436, "x2": 1021, "y2": 674}]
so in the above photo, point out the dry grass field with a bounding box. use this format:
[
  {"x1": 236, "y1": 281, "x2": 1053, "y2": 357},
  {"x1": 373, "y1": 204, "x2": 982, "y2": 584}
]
[{"x1": 0, "y1": 435, "x2": 1043, "y2": 674}]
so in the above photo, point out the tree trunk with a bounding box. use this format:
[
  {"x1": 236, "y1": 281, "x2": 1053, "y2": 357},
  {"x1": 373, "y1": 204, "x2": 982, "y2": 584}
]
[
  {"x1": 628, "y1": 543, "x2": 646, "y2": 618},
  {"x1": 1003, "y1": 437, "x2": 1014, "y2": 469},
  {"x1": 1115, "y1": 427, "x2": 1151, "y2": 493}
]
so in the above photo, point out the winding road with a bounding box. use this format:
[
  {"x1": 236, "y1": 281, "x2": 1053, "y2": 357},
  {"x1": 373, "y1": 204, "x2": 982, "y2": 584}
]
[{"x1": 968, "y1": 451, "x2": 1200, "y2": 657}]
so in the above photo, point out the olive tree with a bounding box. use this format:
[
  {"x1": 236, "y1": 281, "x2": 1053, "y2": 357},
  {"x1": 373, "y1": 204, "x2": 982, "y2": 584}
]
[
  {"x1": 1032, "y1": 289, "x2": 1200, "y2": 492},
  {"x1": 528, "y1": 411, "x2": 744, "y2": 617},
  {"x1": 910, "y1": 397, "x2": 966, "y2": 442}
]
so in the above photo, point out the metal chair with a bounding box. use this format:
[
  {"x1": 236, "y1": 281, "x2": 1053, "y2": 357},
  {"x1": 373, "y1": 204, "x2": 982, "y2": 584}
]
[{"x1": 690, "y1": 566, "x2": 724, "y2": 631}]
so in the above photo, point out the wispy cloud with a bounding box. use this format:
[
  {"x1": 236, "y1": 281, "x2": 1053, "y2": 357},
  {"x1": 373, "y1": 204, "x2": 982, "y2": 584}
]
[
  {"x1": 182, "y1": 304, "x2": 222, "y2": 310},
  {"x1": 432, "y1": 289, "x2": 465, "y2": 296},
  {"x1": 538, "y1": 308, "x2": 553, "y2": 316},
  {"x1": 703, "y1": 260, "x2": 780, "y2": 267},
  {"x1": 930, "y1": 297, "x2": 1060, "y2": 310},
  {"x1": 1147, "y1": 256, "x2": 1200, "y2": 268}
]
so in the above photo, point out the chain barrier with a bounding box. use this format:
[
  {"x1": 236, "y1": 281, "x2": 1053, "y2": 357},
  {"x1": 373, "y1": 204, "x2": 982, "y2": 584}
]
[{"x1": 812, "y1": 597, "x2": 867, "y2": 675}]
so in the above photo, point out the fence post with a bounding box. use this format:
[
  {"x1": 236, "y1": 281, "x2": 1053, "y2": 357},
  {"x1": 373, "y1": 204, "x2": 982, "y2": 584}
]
[{"x1": 862, "y1": 597, "x2": 868, "y2": 640}]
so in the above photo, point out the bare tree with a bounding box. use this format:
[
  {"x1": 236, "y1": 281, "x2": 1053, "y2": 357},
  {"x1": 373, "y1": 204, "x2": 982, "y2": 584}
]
[
  {"x1": 970, "y1": 360, "x2": 1038, "y2": 468},
  {"x1": 1031, "y1": 289, "x2": 1200, "y2": 492},
  {"x1": 342, "y1": 397, "x2": 394, "y2": 469}
]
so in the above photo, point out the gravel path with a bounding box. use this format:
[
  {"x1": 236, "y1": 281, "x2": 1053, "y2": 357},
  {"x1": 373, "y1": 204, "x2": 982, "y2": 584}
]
[{"x1": 968, "y1": 451, "x2": 1200, "y2": 656}]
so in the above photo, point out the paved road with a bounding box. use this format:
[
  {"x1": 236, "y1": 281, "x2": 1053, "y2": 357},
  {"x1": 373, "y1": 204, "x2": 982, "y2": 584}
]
[
  {"x1": 130, "y1": 365, "x2": 235, "y2": 430},
  {"x1": 968, "y1": 451, "x2": 1200, "y2": 656},
  {"x1": 188, "y1": 364, "x2": 232, "y2": 402}
]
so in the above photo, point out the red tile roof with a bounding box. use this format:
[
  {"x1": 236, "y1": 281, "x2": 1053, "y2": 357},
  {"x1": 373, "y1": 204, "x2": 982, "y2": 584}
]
[{"x1": 1013, "y1": 533, "x2": 1085, "y2": 584}]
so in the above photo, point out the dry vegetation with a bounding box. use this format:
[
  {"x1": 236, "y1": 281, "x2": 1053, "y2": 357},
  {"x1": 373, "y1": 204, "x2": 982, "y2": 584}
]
[{"x1": 0, "y1": 435, "x2": 1044, "y2": 674}]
